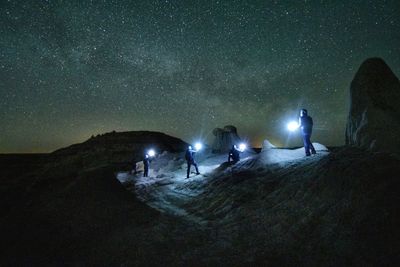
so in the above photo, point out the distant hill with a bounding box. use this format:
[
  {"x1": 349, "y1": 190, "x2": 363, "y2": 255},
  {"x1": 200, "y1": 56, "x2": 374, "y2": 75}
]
[{"x1": 50, "y1": 131, "x2": 189, "y2": 169}]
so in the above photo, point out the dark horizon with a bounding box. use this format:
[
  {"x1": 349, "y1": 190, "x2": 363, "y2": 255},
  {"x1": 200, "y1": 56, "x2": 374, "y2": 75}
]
[{"x1": 1, "y1": 1, "x2": 399, "y2": 153}]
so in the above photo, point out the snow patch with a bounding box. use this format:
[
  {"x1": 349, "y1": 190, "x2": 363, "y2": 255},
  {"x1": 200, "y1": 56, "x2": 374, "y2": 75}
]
[{"x1": 117, "y1": 144, "x2": 329, "y2": 221}]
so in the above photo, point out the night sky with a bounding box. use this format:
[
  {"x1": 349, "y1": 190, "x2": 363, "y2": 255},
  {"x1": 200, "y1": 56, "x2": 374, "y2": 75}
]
[{"x1": 1, "y1": 0, "x2": 399, "y2": 153}]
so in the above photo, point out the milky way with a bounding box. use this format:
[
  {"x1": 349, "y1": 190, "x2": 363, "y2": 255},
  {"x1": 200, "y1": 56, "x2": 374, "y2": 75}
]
[{"x1": 1, "y1": 0, "x2": 399, "y2": 152}]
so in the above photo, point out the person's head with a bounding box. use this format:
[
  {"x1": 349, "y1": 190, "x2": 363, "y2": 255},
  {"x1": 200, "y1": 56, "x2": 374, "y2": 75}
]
[
  {"x1": 300, "y1": 109, "x2": 308, "y2": 117},
  {"x1": 234, "y1": 145, "x2": 238, "y2": 149},
  {"x1": 188, "y1": 145, "x2": 192, "y2": 150},
  {"x1": 145, "y1": 154, "x2": 149, "y2": 158}
]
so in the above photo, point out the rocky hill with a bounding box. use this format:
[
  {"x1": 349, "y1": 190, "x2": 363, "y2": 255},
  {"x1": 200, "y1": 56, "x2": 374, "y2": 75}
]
[{"x1": 50, "y1": 131, "x2": 188, "y2": 170}]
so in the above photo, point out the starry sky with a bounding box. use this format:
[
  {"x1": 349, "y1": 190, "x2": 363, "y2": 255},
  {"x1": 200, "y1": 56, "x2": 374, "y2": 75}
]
[{"x1": 1, "y1": 0, "x2": 399, "y2": 153}]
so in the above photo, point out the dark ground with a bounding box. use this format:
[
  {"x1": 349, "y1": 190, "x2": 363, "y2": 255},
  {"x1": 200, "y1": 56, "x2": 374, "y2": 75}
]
[{"x1": 0, "y1": 144, "x2": 399, "y2": 266}]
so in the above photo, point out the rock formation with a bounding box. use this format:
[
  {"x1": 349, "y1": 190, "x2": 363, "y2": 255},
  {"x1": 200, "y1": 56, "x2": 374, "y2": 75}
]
[
  {"x1": 52, "y1": 131, "x2": 188, "y2": 168},
  {"x1": 261, "y1": 139, "x2": 276, "y2": 151},
  {"x1": 345, "y1": 58, "x2": 400, "y2": 153},
  {"x1": 211, "y1": 125, "x2": 241, "y2": 153}
]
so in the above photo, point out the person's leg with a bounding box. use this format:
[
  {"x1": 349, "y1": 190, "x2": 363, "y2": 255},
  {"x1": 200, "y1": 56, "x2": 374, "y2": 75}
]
[
  {"x1": 193, "y1": 162, "x2": 200, "y2": 174},
  {"x1": 303, "y1": 134, "x2": 311, "y2": 156},
  {"x1": 310, "y1": 143, "x2": 316, "y2": 154},
  {"x1": 187, "y1": 162, "x2": 191, "y2": 178},
  {"x1": 233, "y1": 155, "x2": 238, "y2": 163},
  {"x1": 305, "y1": 135, "x2": 316, "y2": 154},
  {"x1": 309, "y1": 135, "x2": 316, "y2": 154}
]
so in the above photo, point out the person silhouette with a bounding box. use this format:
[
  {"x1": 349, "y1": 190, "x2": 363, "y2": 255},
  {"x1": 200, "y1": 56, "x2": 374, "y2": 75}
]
[
  {"x1": 185, "y1": 145, "x2": 200, "y2": 178},
  {"x1": 299, "y1": 109, "x2": 316, "y2": 156},
  {"x1": 143, "y1": 154, "x2": 151, "y2": 177},
  {"x1": 228, "y1": 145, "x2": 240, "y2": 163}
]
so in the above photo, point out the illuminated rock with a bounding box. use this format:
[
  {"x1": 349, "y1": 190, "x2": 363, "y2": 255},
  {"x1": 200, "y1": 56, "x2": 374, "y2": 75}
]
[
  {"x1": 261, "y1": 139, "x2": 276, "y2": 151},
  {"x1": 211, "y1": 125, "x2": 241, "y2": 153}
]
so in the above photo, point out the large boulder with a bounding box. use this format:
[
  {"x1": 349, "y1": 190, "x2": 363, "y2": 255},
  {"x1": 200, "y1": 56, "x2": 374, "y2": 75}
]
[
  {"x1": 345, "y1": 58, "x2": 400, "y2": 153},
  {"x1": 211, "y1": 125, "x2": 241, "y2": 153}
]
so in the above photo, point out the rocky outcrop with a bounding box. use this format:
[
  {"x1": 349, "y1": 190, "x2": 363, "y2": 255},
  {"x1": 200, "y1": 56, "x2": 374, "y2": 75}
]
[
  {"x1": 345, "y1": 58, "x2": 400, "y2": 153},
  {"x1": 211, "y1": 125, "x2": 241, "y2": 153},
  {"x1": 51, "y1": 131, "x2": 188, "y2": 168},
  {"x1": 261, "y1": 139, "x2": 276, "y2": 151}
]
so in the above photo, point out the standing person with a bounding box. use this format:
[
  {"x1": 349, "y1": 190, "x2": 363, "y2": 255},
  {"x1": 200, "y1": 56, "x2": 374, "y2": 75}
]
[
  {"x1": 143, "y1": 154, "x2": 151, "y2": 177},
  {"x1": 228, "y1": 145, "x2": 240, "y2": 163},
  {"x1": 299, "y1": 109, "x2": 316, "y2": 156},
  {"x1": 185, "y1": 145, "x2": 200, "y2": 178}
]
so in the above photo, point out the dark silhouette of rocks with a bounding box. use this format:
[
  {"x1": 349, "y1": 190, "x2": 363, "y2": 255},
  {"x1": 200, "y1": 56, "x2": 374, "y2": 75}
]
[
  {"x1": 211, "y1": 125, "x2": 241, "y2": 153},
  {"x1": 54, "y1": 131, "x2": 188, "y2": 155},
  {"x1": 52, "y1": 131, "x2": 188, "y2": 168},
  {"x1": 346, "y1": 58, "x2": 400, "y2": 153}
]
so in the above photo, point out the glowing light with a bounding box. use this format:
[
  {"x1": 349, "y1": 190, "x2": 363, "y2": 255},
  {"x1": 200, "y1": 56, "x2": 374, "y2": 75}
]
[
  {"x1": 239, "y1": 143, "x2": 247, "y2": 152},
  {"x1": 148, "y1": 149, "x2": 156, "y2": 157},
  {"x1": 194, "y1": 142, "x2": 202, "y2": 151},
  {"x1": 287, "y1": 121, "x2": 299, "y2": 132}
]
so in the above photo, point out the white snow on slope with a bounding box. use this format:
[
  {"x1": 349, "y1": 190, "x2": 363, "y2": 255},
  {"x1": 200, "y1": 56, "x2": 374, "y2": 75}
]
[{"x1": 116, "y1": 143, "x2": 329, "y2": 221}]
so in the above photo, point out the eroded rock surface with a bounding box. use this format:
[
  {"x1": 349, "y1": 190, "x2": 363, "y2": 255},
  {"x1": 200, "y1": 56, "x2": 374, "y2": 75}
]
[
  {"x1": 211, "y1": 125, "x2": 241, "y2": 153},
  {"x1": 346, "y1": 58, "x2": 400, "y2": 153}
]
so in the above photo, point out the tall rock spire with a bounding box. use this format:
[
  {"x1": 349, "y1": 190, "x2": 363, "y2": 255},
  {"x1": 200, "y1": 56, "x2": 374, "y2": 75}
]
[{"x1": 346, "y1": 58, "x2": 400, "y2": 153}]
